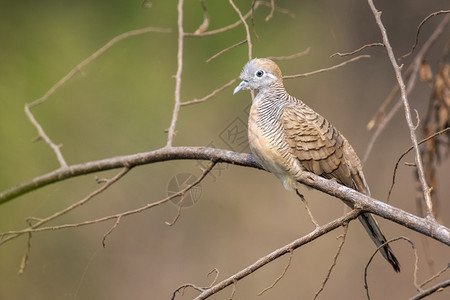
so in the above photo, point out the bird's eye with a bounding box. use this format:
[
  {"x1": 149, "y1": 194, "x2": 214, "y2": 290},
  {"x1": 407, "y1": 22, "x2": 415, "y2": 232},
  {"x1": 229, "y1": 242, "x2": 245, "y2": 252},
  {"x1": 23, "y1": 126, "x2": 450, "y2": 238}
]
[{"x1": 256, "y1": 70, "x2": 264, "y2": 78}]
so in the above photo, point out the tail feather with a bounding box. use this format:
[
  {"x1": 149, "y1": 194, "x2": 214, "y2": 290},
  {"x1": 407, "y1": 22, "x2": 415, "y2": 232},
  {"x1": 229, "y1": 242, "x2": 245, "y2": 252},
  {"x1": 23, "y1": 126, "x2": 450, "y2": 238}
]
[{"x1": 358, "y1": 213, "x2": 400, "y2": 272}]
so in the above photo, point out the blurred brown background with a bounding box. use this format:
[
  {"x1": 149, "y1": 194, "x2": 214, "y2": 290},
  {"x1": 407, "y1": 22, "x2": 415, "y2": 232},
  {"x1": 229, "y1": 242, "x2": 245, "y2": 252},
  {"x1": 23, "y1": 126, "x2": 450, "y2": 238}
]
[{"x1": 0, "y1": 0, "x2": 449, "y2": 299}]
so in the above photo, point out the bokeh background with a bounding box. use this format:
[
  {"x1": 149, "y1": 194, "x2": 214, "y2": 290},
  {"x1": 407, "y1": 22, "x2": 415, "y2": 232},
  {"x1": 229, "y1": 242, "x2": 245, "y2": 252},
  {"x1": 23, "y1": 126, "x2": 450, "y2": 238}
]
[{"x1": 0, "y1": 0, "x2": 449, "y2": 299}]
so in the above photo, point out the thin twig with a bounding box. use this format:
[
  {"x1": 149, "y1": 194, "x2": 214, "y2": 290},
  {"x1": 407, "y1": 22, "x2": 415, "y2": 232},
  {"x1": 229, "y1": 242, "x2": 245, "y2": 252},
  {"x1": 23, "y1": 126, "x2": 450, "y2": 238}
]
[
  {"x1": 228, "y1": 0, "x2": 252, "y2": 60},
  {"x1": 387, "y1": 127, "x2": 450, "y2": 202},
  {"x1": 419, "y1": 264, "x2": 449, "y2": 288},
  {"x1": 409, "y1": 279, "x2": 450, "y2": 300},
  {"x1": 257, "y1": 248, "x2": 293, "y2": 296},
  {"x1": 399, "y1": 10, "x2": 450, "y2": 60},
  {"x1": 0, "y1": 167, "x2": 131, "y2": 246},
  {"x1": 185, "y1": 1, "x2": 257, "y2": 37},
  {"x1": 265, "y1": 0, "x2": 275, "y2": 21},
  {"x1": 181, "y1": 78, "x2": 238, "y2": 106},
  {"x1": 194, "y1": 210, "x2": 361, "y2": 299},
  {"x1": 296, "y1": 190, "x2": 320, "y2": 228},
  {"x1": 313, "y1": 224, "x2": 349, "y2": 299},
  {"x1": 28, "y1": 27, "x2": 170, "y2": 108},
  {"x1": 283, "y1": 55, "x2": 370, "y2": 79},
  {"x1": 172, "y1": 284, "x2": 204, "y2": 300},
  {"x1": 368, "y1": 0, "x2": 435, "y2": 220},
  {"x1": 24, "y1": 104, "x2": 68, "y2": 168},
  {"x1": 166, "y1": 0, "x2": 185, "y2": 147},
  {"x1": 184, "y1": 1, "x2": 294, "y2": 37},
  {"x1": 267, "y1": 47, "x2": 311, "y2": 60},
  {"x1": 165, "y1": 194, "x2": 185, "y2": 226},
  {"x1": 1, "y1": 163, "x2": 215, "y2": 246},
  {"x1": 330, "y1": 43, "x2": 384, "y2": 58},
  {"x1": 194, "y1": 0, "x2": 210, "y2": 34},
  {"x1": 206, "y1": 40, "x2": 247, "y2": 63},
  {"x1": 18, "y1": 221, "x2": 33, "y2": 274},
  {"x1": 102, "y1": 215, "x2": 122, "y2": 247},
  {"x1": 363, "y1": 14, "x2": 450, "y2": 163},
  {"x1": 364, "y1": 237, "x2": 416, "y2": 300}
]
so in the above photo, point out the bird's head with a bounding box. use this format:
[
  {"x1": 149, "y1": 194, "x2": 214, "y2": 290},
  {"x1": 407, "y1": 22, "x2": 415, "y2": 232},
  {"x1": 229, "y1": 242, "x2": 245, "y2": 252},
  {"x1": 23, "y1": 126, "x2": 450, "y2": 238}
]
[{"x1": 233, "y1": 58, "x2": 283, "y2": 94}]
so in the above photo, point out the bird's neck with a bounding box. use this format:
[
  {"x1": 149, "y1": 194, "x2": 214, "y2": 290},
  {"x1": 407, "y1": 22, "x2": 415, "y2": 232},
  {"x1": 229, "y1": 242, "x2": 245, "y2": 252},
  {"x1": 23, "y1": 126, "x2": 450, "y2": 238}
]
[{"x1": 254, "y1": 81, "x2": 287, "y2": 101}]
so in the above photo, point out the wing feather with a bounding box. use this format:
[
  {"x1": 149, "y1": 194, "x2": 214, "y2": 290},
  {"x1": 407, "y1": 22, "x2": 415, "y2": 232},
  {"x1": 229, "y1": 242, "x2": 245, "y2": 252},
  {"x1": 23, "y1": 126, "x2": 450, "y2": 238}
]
[{"x1": 281, "y1": 102, "x2": 369, "y2": 195}]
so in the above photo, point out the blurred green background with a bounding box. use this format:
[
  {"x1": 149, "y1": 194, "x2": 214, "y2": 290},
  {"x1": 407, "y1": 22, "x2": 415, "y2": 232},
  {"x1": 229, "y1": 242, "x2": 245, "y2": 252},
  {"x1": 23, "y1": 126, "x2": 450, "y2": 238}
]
[{"x1": 1, "y1": 0, "x2": 449, "y2": 299}]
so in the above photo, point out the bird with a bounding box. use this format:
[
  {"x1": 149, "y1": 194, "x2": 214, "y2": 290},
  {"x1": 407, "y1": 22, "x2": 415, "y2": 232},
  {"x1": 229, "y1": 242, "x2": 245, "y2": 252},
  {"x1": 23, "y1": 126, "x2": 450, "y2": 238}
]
[{"x1": 233, "y1": 58, "x2": 400, "y2": 272}]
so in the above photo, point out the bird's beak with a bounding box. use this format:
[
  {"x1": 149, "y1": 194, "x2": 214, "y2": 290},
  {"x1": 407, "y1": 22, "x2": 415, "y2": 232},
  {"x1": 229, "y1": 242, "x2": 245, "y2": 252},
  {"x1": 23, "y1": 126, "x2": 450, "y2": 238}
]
[{"x1": 233, "y1": 80, "x2": 248, "y2": 94}]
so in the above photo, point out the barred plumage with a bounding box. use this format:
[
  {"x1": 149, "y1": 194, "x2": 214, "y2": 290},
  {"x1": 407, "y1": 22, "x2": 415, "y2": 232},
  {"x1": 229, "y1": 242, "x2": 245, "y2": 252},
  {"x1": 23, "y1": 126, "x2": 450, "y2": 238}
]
[{"x1": 234, "y1": 58, "x2": 400, "y2": 272}]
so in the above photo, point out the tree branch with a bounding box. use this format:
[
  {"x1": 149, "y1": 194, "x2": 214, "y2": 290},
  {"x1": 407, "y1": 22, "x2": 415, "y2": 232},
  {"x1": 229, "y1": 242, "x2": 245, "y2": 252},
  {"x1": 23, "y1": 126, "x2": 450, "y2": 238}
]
[
  {"x1": 166, "y1": 0, "x2": 185, "y2": 147},
  {"x1": 367, "y1": 0, "x2": 435, "y2": 220},
  {"x1": 1, "y1": 147, "x2": 449, "y2": 246},
  {"x1": 409, "y1": 279, "x2": 450, "y2": 300}
]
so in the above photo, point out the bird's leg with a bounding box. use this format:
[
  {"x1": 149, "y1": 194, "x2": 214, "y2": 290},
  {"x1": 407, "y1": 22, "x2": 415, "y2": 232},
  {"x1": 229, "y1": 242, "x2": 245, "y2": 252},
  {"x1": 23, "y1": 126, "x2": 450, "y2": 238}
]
[{"x1": 296, "y1": 188, "x2": 320, "y2": 228}]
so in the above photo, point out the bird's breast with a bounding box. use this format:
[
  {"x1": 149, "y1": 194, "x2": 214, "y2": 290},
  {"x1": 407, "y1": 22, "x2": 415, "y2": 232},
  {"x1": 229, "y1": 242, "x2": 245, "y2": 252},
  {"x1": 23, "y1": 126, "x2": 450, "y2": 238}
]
[{"x1": 248, "y1": 102, "x2": 300, "y2": 191}]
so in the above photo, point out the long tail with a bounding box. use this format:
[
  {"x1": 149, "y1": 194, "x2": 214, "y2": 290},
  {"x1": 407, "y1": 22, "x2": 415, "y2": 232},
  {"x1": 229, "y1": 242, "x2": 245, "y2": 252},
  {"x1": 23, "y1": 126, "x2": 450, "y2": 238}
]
[{"x1": 358, "y1": 213, "x2": 400, "y2": 272}]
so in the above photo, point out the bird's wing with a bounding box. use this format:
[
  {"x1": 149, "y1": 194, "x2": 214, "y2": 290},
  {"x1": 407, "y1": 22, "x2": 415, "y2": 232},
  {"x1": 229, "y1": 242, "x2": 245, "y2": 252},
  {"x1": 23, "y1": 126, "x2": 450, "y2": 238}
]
[{"x1": 280, "y1": 101, "x2": 369, "y2": 195}]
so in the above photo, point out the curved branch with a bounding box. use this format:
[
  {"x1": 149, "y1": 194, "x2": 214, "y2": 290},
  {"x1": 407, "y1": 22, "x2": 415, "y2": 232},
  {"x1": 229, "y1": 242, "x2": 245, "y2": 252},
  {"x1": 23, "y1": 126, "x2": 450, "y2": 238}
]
[
  {"x1": 1, "y1": 147, "x2": 449, "y2": 246},
  {"x1": 0, "y1": 147, "x2": 260, "y2": 205}
]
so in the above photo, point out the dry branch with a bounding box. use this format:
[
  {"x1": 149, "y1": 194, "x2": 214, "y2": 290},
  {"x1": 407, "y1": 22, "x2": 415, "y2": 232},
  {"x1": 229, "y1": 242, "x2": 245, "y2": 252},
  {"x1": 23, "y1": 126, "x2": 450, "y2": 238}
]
[
  {"x1": 409, "y1": 279, "x2": 450, "y2": 300},
  {"x1": 363, "y1": 14, "x2": 450, "y2": 162},
  {"x1": 193, "y1": 210, "x2": 361, "y2": 299},
  {"x1": 283, "y1": 55, "x2": 370, "y2": 79},
  {"x1": 166, "y1": 0, "x2": 185, "y2": 147},
  {"x1": 1, "y1": 147, "x2": 449, "y2": 247},
  {"x1": 368, "y1": 0, "x2": 435, "y2": 220}
]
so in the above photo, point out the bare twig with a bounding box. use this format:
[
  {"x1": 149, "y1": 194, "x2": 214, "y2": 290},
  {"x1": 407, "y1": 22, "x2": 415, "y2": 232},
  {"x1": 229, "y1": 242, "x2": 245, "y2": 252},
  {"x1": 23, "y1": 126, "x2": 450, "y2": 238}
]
[
  {"x1": 267, "y1": 47, "x2": 311, "y2": 60},
  {"x1": 185, "y1": 1, "x2": 294, "y2": 37},
  {"x1": 364, "y1": 237, "x2": 416, "y2": 299},
  {"x1": 194, "y1": 0, "x2": 210, "y2": 34},
  {"x1": 283, "y1": 55, "x2": 370, "y2": 79},
  {"x1": 399, "y1": 10, "x2": 450, "y2": 60},
  {"x1": 194, "y1": 210, "x2": 361, "y2": 299},
  {"x1": 257, "y1": 248, "x2": 293, "y2": 296},
  {"x1": 330, "y1": 42, "x2": 384, "y2": 58},
  {"x1": 388, "y1": 127, "x2": 450, "y2": 202},
  {"x1": 265, "y1": 0, "x2": 275, "y2": 21},
  {"x1": 313, "y1": 224, "x2": 349, "y2": 299},
  {"x1": 0, "y1": 167, "x2": 131, "y2": 246},
  {"x1": 206, "y1": 40, "x2": 247, "y2": 63},
  {"x1": 165, "y1": 194, "x2": 184, "y2": 226},
  {"x1": 296, "y1": 190, "x2": 319, "y2": 228},
  {"x1": 1, "y1": 163, "x2": 215, "y2": 247},
  {"x1": 166, "y1": 0, "x2": 185, "y2": 147},
  {"x1": 24, "y1": 104, "x2": 68, "y2": 168},
  {"x1": 102, "y1": 215, "x2": 122, "y2": 247},
  {"x1": 28, "y1": 27, "x2": 170, "y2": 108},
  {"x1": 368, "y1": 0, "x2": 435, "y2": 220},
  {"x1": 181, "y1": 78, "x2": 238, "y2": 106},
  {"x1": 172, "y1": 284, "x2": 204, "y2": 300},
  {"x1": 18, "y1": 221, "x2": 33, "y2": 274},
  {"x1": 409, "y1": 279, "x2": 450, "y2": 300},
  {"x1": 363, "y1": 14, "x2": 450, "y2": 163},
  {"x1": 419, "y1": 264, "x2": 450, "y2": 288},
  {"x1": 229, "y1": 0, "x2": 253, "y2": 60}
]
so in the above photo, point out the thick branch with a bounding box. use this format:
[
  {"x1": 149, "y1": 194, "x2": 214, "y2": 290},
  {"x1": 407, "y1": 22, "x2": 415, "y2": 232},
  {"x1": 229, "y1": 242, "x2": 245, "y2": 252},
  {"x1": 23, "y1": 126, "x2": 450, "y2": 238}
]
[
  {"x1": 1, "y1": 147, "x2": 448, "y2": 246},
  {"x1": 0, "y1": 147, "x2": 260, "y2": 205}
]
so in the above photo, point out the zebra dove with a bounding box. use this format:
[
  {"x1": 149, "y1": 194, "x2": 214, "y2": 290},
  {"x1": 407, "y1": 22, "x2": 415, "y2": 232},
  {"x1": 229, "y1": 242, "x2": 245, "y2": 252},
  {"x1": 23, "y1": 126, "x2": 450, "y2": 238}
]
[{"x1": 233, "y1": 58, "x2": 400, "y2": 272}]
